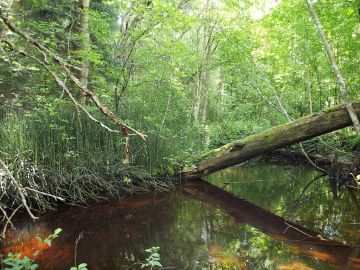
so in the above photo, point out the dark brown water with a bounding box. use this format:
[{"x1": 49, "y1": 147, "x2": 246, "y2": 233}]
[{"x1": 2, "y1": 163, "x2": 360, "y2": 269}]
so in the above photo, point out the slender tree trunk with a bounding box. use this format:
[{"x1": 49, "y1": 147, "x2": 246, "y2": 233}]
[
  {"x1": 79, "y1": 0, "x2": 90, "y2": 105},
  {"x1": 304, "y1": 26, "x2": 313, "y2": 114},
  {"x1": 194, "y1": 67, "x2": 202, "y2": 124},
  {"x1": 201, "y1": 26, "x2": 212, "y2": 125},
  {"x1": 193, "y1": 27, "x2": 202, "y2": 124},
  {"x1": 201, "y1": 74, "x2": 209, "y2": 125},
  {"x1": 306, "y1": 0, "x2": 360, "y2": 136},
  {"x1": 306, "y1": 71, "x2": 313, "y2": 114},
  {"x1": 201, "y1": 21, "x2": 215, "y2": 125},
  {"x1": 218, "y1": 70, "x2": 225, "y2": 107},
  {"x1": 201, "y1": 89, "x2": 208, "y2": 124}
]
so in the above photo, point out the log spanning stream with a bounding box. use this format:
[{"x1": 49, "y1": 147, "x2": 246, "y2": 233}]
[{"x1": 2, "y1": 163, "x2": 360, "y2": 269}]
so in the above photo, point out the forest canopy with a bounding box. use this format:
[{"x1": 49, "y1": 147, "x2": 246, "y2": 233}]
[{"x1": 0, "y1": 0, "x2": 359, "y2": 220}]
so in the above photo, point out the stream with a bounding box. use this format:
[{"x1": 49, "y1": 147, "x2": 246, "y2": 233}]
[{"x1": 2, "y1": 163, "x2": 360, "y2": 270}]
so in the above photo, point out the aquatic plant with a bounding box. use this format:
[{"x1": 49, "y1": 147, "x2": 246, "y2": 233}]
[
  {"x1": 35, "y1": 228, "x2": 62, "y2": 247},
  {"x1": 1, "y1": 228, "x2": 89, "y2": 270},
  {"x1": 69, "y1": 263, "x2": 88, "y2": 270},
  {"x1": 1, "y1": 252, "x2": 38, "y2": 270},
  {"x1": 1, "y1": 228, "x2": 62, "y2": 270},
  {"x1": 140, "y1": 247, "x2": 162, "y2": 270}
]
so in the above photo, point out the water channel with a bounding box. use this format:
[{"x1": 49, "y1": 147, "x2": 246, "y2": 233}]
[{"x1": 2, "y1": 163, "x2": 360, "y2": 269}]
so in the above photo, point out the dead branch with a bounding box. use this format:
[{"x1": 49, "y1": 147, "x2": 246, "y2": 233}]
[
  {"x1": 0, "y1": 11, "x2": 147, "y2": 141},
  {"x1": 0, "y1": 205, "x2": 22, "y2": 238},
  {"x1": 0, "y1": 159, "x2": 37, "y2": 221},
  {"x1": 2, "y1": 39, "x2": 126, "y2": 136},
  {"x1": 24, "y1": 187, "x2": 65, "y2": 202}
]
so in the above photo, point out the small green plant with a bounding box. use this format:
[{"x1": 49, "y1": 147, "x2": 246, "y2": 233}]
[
  {"x1": 123, "y1": 176, "x2": 132, "y2": 185},
  {"x1": 1, "y1": 228, "x2": 62, "y2": 270},
  {"x1": 35, "y1": 228, "x2": 62, "y2": 246},
  {"x1": 140, "y1": 247, "x2": 162, "y2": 269},
  {"x1": 70, "y1": 263, "x2": 88, "y2": 270},
  {"x1": 1, "y1": 228, "x2": 87, "y2": 270},
  {"x1": 2, "y1": 252, "x2": 38, "y2": 270}
]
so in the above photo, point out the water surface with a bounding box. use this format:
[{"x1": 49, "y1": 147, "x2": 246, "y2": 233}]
[{"x1": 2, "y1": 163, "x2": 360, "y2": 269}]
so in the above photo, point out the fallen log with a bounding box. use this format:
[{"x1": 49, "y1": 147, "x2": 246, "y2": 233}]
[{"x1": 180, "y1": 99, "x2": 360, "y2": 180}]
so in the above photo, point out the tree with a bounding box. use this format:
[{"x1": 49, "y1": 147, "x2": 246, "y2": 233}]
[
  {"x1": 79, "y1": 0, "x2": 91, "y2": 105},
  {"x1": 306, "y1": 0, "x2": 360, "y2": 137}
]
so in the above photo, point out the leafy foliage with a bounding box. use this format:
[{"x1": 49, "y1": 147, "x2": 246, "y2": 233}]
[
  {"x1": 69, "y1": 263, "x2": 88, "y2": 270},
  {"x1": 0, "y1": 0, "x2": 358, "y2": 214},
  {"x1": 140, "y1": 247, "x2": 162, "y2": 269},
  {"x1": 35, "y1": 228, "x2": 62, "y2": 247},
  {"x1": 1, "y1": 228, "x2": 62, "y2": 270},
  {"x1": 2, "y1": 253, "x2": 38, "y2": 270}
]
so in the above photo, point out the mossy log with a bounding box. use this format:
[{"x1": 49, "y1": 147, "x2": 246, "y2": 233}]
[{"x1": 180, "y1": 99, "x2": 360, "y2": 180}]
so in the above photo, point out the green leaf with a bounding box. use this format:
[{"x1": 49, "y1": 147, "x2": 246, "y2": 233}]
[
  {"x1": 151, "y1": 261, "x2": 162, "y2": 267},
  {"x1": 54, "y1": 228, "x2": 63, "y2": 235},
  {"x1": 78, "y1": 263, "x2": 87, "y2": 268}
]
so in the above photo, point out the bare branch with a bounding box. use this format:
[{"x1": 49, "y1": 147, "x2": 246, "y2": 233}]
[
  {"x1": 0, "y1": 205, "x2": 22, "y2": 238},
  {"x1": 24, "y1": 187, "x2": 65, "y2": 202},
  {"x1": 0, "y1": 11, "x2": 147, "y2": 141},
  {"x1": 0, "y1": 159, "x2": 38, "y2": 221},
  {"x1": 2, "y1": 39, "x2": 125, "y2": 136},
  {"x1": 0, "y1": 10, "x2": 80, "y2": 71}
]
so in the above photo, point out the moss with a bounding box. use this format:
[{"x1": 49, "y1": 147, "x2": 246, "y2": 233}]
[
  {"x1": 188, "y1": 100, "x2": 360, "y2": 178},
  {"x1": 199, "y1": 141, "x2": 236, "y2": 160}
]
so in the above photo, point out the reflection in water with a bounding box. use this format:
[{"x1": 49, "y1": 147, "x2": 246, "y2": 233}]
[
  {"x1": 2, "y1": 163, "x2": 360, "y2": 269},
  {"x1": 206, "y1": 164, "x2": 360, "y2": 245},
  {"x1": 183, "y1": 179, "x2": 360, "y2": 269}
]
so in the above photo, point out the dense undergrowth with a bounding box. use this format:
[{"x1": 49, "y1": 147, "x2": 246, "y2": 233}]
[
  {"x1": 1, "y1": 101, "x2": 358, "y2": 213},
  {"x1": 0, "y1": 103, "x2": 205, "y2": 212}
]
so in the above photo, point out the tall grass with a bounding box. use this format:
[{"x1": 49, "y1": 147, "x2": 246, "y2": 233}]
[{"x1": 0, "y1": 104, "x2": 205, "y2": 211}]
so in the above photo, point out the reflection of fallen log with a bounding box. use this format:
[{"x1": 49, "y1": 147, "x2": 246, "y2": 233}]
[{"x1": 182, "y1": 180, "x2": 360, "y2": 270}]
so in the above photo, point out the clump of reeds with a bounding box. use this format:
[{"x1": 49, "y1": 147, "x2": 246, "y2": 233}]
[{"x1": 0, "y1": 103, "x2": 205, "y2": 216}]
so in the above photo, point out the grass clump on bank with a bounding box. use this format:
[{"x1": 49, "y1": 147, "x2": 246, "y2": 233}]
[{"x1": 0, "y1": 103, "x2": 204, "y2": 213}]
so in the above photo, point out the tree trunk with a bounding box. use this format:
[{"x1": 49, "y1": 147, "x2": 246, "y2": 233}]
[
  {"x1": 201, "y1": 24, "x2": 213, "y2": 125},
  {"x1": 306, "y1": 0, "x2": 360, "y2": 136},
  {"x1": 218, "y1": 70, "x2": 225, "y2": 108},
  {"x1": 179, "y1": 99, "x2": 360, "y2": 180},
  {"x1": 79, "y1": 0, "x2": 90, "y2": 105},
  {"x1": 193, "y1": 67, "x2": 202, "y2": 124},
  {"x1": 193, "y1": 27, "x2": 202, "y2": 124},
  {"x1": 307, "y1": 74, "x2": 313, "y2": 114}
]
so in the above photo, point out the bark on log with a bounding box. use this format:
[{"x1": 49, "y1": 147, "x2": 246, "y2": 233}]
[{"x1": 180, "y1": 99, "x2": 360, "y2": 180}]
